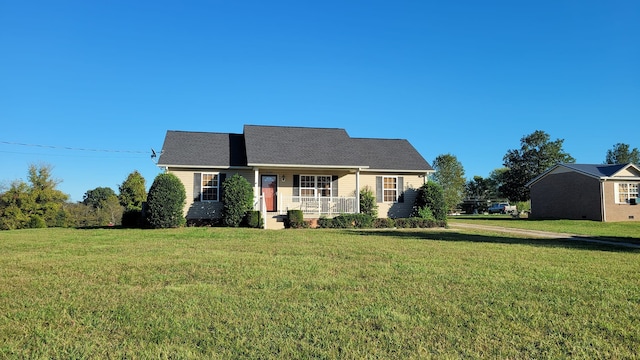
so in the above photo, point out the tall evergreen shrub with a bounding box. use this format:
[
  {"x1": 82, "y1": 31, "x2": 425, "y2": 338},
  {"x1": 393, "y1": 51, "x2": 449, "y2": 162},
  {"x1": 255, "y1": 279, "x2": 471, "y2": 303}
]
[
  {"x1": 222, "y1": 174, "x2": 254, "y2": 227},
  {"x1": 146, "y1": 173, "x2": 186, "y2": 228}
]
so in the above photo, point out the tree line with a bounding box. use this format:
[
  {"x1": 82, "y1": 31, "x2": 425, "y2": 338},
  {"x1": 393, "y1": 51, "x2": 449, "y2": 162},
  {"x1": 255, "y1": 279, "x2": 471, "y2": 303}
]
[
  {"x1": 0, "y1": 165, "x2": 147, "y2": 230},
  {"x1": 429, "y1": 130, "x2": 640, "y2": 214}
]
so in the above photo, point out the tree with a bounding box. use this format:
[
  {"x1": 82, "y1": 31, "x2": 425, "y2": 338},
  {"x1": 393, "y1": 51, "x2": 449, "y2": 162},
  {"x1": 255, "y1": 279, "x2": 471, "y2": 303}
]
[
  {"x1": 119, "y1": 170, "x2": 147, "y2": 210},
  {"x1": 83, "y1": 187, "x2": 117, "y2": 208},
  {"x1": 82, "y1": 187, "x2": 122, "y2": 226},
  {"x1": 465, "y1": 176, "x2": 490, "y2": 201},
  {"x1": 432, "y1": 153, "x2": 466, "y2": 213},
  {"x1": 605, "y1": 143, "x2": 640, "y2": 165},
  {"x1": 221, "y1": 174, "x2": 253, "y2": 227},
  {"x1": 501, "y1": 130, "x2": 575, "y2": 202},
  {"x1": 0, "y1": 164, "x2": 69, "y2": 230},
  {"x1": 487, "y1": 167, "x2": 509, "y2": 199},
  {"x1": 146, "y1": 173, "x2": 186, "y2": 228}
]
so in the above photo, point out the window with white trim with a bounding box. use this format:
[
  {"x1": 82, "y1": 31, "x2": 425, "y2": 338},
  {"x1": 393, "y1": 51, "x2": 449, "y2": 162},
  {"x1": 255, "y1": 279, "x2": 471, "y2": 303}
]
[
  {"x1": 201, "y1": 173, "x2": 219, "y2": 201},
  {"x1": 616, "y1": 182, "x2": 639, "y2": 204},
  {"x1": 383, "y1": 176, "x2": 397, "y2": 202},
  {"x1": 300, "y1": 175, "x2": 332, "y2": 198}
]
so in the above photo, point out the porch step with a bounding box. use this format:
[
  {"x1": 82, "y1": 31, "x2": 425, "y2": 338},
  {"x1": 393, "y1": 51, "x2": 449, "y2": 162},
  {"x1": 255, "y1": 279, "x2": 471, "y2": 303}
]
[{"x1": 265, "y1": 213, "x2": 285, "y2": 230}]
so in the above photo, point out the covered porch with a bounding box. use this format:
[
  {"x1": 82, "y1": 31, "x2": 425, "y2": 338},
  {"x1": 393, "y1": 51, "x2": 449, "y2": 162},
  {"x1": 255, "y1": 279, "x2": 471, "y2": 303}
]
[{"x1": 251, "y1": 167, "x2": 363, "y2": 224}]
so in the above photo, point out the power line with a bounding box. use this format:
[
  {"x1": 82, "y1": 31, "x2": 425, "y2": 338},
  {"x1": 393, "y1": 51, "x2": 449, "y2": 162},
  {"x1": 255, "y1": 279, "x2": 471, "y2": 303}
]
[{"x1": 0, "y1": 141, "x2": 149, "y2": 154}]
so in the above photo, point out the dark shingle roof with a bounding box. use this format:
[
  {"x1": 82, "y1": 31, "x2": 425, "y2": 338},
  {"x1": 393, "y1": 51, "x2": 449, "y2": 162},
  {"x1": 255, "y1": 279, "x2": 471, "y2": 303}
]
[
  {"x1": 158, "y1": 125, "x2": 432, "y2": 171},
  {"x1": 350, "y1": 138, "x2": 432, "y2": 171},
  {"x1": 157, "y1": 131, "x2": 246, "y2": 167},
  {"x1": 527, "y1": 163, "x2": 640, "y2": 187},
  {"x1": 561, "y1": 163, "x2": 629, "y2": 177},
  {"x1": 243, "y1": 125, "x2": 360, "y2": 167}
]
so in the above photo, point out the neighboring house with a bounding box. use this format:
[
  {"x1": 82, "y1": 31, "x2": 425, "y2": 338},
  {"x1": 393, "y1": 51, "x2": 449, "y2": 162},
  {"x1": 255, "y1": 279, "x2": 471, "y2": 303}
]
[
  {"x1": 527, "y1": 163, "x2": 640, "y2": 222},
  {"x1": 157, "y1": 125, "x2": 433, "y2": 225}
]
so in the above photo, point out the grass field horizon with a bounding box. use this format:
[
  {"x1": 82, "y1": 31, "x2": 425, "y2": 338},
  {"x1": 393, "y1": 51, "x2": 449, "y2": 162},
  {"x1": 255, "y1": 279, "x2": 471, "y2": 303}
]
[{"x1": 1, "y1": 227, "x2": 638, "y2": 358}]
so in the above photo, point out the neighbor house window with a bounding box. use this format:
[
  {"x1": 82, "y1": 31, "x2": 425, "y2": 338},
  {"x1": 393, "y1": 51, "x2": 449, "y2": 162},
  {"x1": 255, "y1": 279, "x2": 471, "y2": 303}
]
[
  {"x1": 616, "y1": 182, "x2": 639, "y2": 204},
  {"x1": 383, "y1": 176, "x2": 397, "y2": 202},
  {"x1": 202, "y1": 173, "x2": 219, "y2": 201},
  {"x1": 300, "y1": 175, "x2": 333, "y2": 198}
]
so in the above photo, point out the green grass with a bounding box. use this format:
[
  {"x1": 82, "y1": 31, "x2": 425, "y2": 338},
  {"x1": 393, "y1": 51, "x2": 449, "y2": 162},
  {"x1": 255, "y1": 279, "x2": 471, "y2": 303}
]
[
  {"x1": 1, "y1": 227, "x2": 639, "y2": 358},
  {"x1": 449, "y1": 215, "x2": 640, "y2": 243}
]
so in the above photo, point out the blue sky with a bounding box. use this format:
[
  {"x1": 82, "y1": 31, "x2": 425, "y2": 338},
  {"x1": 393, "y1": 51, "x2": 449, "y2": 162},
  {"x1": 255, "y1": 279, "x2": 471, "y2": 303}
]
[{"x1": 1, "y1": 1, "x2": 639, "y2": 202}]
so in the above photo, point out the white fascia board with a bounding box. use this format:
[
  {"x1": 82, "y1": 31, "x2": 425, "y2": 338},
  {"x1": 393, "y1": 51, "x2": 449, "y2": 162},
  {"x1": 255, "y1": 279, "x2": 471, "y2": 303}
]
[
  {"x1": 363, "y1": 168, "x2": 434, "y2": 174},
  {"x1": 602, "y1": 177, "x2": 640, "y2": 181},
  {"x1": 159, "y1": 164, "x2": 251, "y2": 170},
  {"x1": 247, "y1": 163, "x2": 369, "y2": 169}
]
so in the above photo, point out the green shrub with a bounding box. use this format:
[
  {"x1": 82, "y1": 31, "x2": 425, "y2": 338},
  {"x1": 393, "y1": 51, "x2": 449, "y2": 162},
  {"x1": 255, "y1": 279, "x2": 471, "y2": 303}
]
[
  {"x1": 322, "y1": 214, "x2": 374, "y2": 229},
  {"x1": 372, "y1": 218, "x2": 395, "y2": 228},
  {"x1": 412, "y1": 181, "x2": 447, "y2": 224},
  {"x1": 222, "y1": 174, "x2": 254, "y2": 227},
  {"x1": 416, "y1": 206, "x2": 436, "y2": 222},
  {"x1": 121, "y1": 209, "x2": 142, "y2": 228},
  {"x1": 146, "y1": 173, "x2": 187, "y2": 229},
  {"x1": 28, "y1": 215, "x2": 47, "y2": 229},
  {"x1": 244, "y1": 211, "x2": 263, "y2": 228},
  {"x1": 318, "y1": 217, "x2": 334, "y2": 228},
  {"x1": 285, "y1": 210, "x2": 307, "y2": 229},
  {"x1": 359, "y1": 186, "x2": 378, "y2": 217}
]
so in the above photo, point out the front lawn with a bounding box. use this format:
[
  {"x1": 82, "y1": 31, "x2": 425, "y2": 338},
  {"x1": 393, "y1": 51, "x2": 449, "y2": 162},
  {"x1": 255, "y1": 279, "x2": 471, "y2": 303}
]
[
  {"x1": 1, "y1": 227, "x2": 638, "y2": 358},
  {"x1": 449, "y1": 216, "x2": 640, "y2": 243}
]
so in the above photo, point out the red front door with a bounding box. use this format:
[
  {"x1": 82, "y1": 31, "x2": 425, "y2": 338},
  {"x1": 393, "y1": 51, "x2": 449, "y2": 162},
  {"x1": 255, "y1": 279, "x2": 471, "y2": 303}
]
[{"x1": 261, "y1": 175, "x2": 277, "y2": 212}]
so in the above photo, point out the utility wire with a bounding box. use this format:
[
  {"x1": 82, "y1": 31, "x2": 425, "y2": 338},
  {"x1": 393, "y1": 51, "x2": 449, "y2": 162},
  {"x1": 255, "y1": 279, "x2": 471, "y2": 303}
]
[{"x1": 0, "y1": 141, "x2": 149, "y2": 154}]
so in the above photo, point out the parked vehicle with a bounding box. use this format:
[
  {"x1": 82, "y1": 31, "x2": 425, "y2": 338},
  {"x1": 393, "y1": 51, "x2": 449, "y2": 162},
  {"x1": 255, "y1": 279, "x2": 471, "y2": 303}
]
[{"x1": 488, "y1": 202, "x2": 517, "y2": 214}]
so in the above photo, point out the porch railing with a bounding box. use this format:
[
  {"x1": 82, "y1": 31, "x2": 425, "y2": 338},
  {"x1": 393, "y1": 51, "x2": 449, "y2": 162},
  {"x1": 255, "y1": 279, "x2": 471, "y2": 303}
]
[
  {"x1": 277, "y1": 195, "x2": 357, "y2": 216},
  {"x1": 255, "y1": 195, "x2": 358, "y2": 216}
]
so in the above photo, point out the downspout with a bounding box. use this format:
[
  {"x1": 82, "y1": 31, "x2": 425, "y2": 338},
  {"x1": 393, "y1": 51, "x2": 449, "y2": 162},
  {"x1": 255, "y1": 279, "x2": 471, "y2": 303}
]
[
  {"x1": 600, "y1": 179, "x2": 606, "y2": 222},
  {"x1": 355, "y1": 169, "x2": 361, "y2": 214}
]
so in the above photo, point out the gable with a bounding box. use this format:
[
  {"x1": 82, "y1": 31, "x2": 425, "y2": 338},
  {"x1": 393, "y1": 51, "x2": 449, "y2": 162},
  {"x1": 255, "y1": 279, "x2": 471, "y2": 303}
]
[{"x1": 611, "y1": 165, "x2": 640, "y2": 178}]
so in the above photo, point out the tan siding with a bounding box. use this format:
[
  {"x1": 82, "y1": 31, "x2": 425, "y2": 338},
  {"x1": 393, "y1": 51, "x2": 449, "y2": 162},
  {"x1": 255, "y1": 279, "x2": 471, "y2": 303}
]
[
  {"x1": 602, "y1": 181, "x2": 640, "y2": 221},
  {"x1": 168, "y1": 167, "x2": 425, "y2": 220},
  {"x1": 168, "y1": 168, "x2": 256, "y2": 220},
  {"x1": 360, "y1": 173, "x2": 425, "y2": 218}
]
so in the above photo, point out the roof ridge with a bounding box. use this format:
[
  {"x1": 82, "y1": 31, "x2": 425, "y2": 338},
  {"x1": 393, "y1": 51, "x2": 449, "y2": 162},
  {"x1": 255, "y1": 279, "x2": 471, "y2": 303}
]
[
  {"x1": 351, "y1": 137, "x2": 408, "y2": 141},
  {"x1": 244, "y1": 124, "x2": 347, "y2": 132},
  {"x1": 167, "y1": 130, "x2": 240, "y2": 135}
]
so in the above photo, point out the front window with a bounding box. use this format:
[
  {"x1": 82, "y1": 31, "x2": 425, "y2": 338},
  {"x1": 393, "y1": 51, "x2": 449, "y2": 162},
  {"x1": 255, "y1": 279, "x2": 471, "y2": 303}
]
[
  {"x1": 317, "y1": 176, "x2": 332, "y2": 197},
  {"x1": 202, "y1": 173, "x2": 219, "y2": 201},
  {"x1": 616, "y1": 182, "x2": 639, "y2": 204},
  {"x1": 383, "y1": 176, "x2": 397, "y2": 202},
  {"x1": 300, "y1": 175, "x2": 332, "y2": 198},
  {"x1": 300, "y1": 175, "x2": 316, "y2": 197}
]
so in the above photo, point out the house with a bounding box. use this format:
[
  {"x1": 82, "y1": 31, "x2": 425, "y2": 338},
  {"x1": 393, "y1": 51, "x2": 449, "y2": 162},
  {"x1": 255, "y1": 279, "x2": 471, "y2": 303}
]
[
  {"x1": 526, "y1": 163, "x2": 640, "y2": 222},
  {"x1": 157, "y1": 125, "x2": 433, "y2": 227}
]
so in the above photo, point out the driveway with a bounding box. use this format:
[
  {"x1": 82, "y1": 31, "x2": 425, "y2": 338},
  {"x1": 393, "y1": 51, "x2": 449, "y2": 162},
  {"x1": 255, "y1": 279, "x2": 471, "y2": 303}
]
[{"x1": 448, "y1": 222, "x2": 640, "y2": 249}]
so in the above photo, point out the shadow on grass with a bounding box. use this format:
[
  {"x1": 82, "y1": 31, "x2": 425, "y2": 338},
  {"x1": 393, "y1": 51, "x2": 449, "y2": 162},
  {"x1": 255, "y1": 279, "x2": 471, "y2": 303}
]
[{"x1": 346, "y1": 229, "x2": 640, "y2": 253}]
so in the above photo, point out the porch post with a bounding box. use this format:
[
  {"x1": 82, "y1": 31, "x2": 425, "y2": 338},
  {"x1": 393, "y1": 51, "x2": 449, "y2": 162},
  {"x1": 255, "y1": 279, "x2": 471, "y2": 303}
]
[
  {"x1": 253, "y1": 168, "x2": 260, "y2": 209},
  {"x1": 355, "y1": 168, "x2": 360, "y2": 213}
]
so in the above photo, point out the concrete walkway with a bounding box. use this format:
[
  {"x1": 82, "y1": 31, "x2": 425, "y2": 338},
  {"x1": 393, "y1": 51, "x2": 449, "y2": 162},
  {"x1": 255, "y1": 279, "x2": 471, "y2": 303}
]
[{"x1": 448, "y1": 222, "x2": 640, "y2": 249}]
